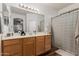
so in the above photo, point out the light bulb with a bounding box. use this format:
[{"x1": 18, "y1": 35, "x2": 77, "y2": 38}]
[
  {"x1": 37, "y1": 9, "x2": 39, "y2": 11},
  {"x1": 28, "y1": 6, "x2": 31, "y2": 9},
  {"x1": 24, "y1": 5, "x2": 26, "y2": 8},
  {"x1": 34, "y1": 8, "x2": 36, "y2": 11},
  {"x1": 19, "y1": 3, "x2": 24, "y2": 7},
  {"x1": 31, "y1": 8, "x2": 34, "y2": 10}
]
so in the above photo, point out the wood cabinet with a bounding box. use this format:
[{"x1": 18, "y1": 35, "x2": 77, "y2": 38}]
[
  {"x1": 2, "y1": 35, "x2": 52, "y2": 56},
  {"x1": 45, "y1": 35, "x2": 51, "y2": 52},
  {"x1": 36, "y1": 36, "x2": 45, "y2": 55},
  {"x1": 0, "y1": 47, "x2": 1, "y2": 56},
  {"x1": 23, "y1": 37, "x2": 35, "y2": 56},
  {"x1": 2, "y1": 39, "x2": 22, "y2": 56}
]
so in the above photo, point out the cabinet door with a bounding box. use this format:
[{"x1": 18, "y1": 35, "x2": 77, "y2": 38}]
[
  {"x1": 36, "y1": 36, "x2": 45, "y2": 55},
  {"x1": 23, "y1": 37, "x2": 35, "y2": 56},
  {"x1": 2, "y1": 39, "x2": 22, "y2": 56},
  {"x1": 45, "y1": 35, "x2": 51, "y2": 52}
]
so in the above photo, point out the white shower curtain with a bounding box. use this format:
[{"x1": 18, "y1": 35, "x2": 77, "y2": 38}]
[
  {"x1": 75, "y1": 11, "x2": 79, "y2": 56},
  {"x1": 52, "y1": 10, "x2": 78, "y2": 55}
]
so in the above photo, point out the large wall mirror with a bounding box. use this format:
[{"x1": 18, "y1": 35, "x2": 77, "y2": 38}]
[{"x1": 2, "y1": 3, "x2": 45, "y2": 36}]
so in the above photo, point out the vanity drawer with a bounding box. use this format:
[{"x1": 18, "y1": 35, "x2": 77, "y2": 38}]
[
  {"x1": 23, "y1": 37, "x2": 35, "y2": 45},
  {"x1": 2, "y1": 39, "x2": 20, "y2": 46},
  {"x1": 36, "y1": 36, "x2": 45, "y2": 41}
]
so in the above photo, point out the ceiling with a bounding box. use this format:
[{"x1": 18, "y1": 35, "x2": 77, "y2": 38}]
[
  {"x1": 24, "y1": 3, "x2": 73, "y2": 16},
  {"x1": 25, "y1": 3, "x2": 72, "y2": 11},
  {"x1": 5, "y1": 3, "x2": 73, "y2": 16}
]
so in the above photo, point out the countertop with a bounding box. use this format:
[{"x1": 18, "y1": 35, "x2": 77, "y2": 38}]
[{"x1": 2, "y1": 33, "x2": 51, "y2": 40}]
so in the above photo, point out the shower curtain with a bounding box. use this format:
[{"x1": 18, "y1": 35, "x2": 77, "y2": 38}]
[
  {"x1": 52, "y1": 10, "x2": 78, "y2": 55},
  {"x1": 75, "y1": 11, "x2": 79, "y2": 56}
]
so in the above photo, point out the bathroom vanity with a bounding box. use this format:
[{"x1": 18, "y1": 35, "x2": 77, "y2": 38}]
[
  {"x1": 0, "y1": 4, "x2": 52, "y2": 56},
  {"x1": 1, "y1": 34, "x2": 52, "y2": 56}
]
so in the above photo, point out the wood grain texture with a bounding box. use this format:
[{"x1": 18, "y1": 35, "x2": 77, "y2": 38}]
[
  {"x1": 36, "y1": 36, "x2": 45, "y2": 55},
  {"x1": 45, "y1": 35, "x2": 52, "y2": 52},
  {"x1": 2, "y1": 39, "x2": 22, "y2": 56},
  {"x1": 2, "y1": 35, "x2": 52, "y2": 56},
  {"x1": 23, "y1": 37, "x2": 35, "y2": 56}
]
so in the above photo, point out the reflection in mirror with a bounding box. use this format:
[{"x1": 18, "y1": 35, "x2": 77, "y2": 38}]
[
  {"x1": 0, "y1": 16, "x2": 2, "y2": 33},
  {"x1": 27, "y1": 13, "x2": 44, "y2": 33},
  {"x1": 3, "y1": 16, "x2": 9, "y2": 33},
  {"x1": 4, "y1": 16, "x2": 9, "y2": 25},
  {"x1": 13, "y1": 18, "x2": 23, "y2": 33},
  {"x1": 37, "y1": 15, "x2": 44, "y2": 32},
  {"x1": 2, "y1": 3, "x2": 12, "y2": 36},
  {"x1": 38, "y1": 19, "x2": 44, "y2": 32},
  {"x1": 28, "y1": 21, "x2": 37, "y2": 34}
]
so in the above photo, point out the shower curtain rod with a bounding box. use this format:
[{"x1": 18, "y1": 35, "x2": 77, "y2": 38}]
[{"x1": 52, "y1": 8, "x2": 79, "y2": 19}]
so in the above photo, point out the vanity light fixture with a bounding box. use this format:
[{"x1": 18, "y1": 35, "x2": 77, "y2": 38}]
[{"x1": 19, "y1": 3, "x2": 40, "y2": 14}]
